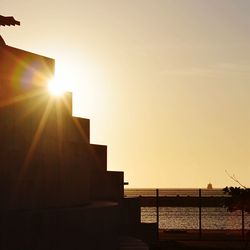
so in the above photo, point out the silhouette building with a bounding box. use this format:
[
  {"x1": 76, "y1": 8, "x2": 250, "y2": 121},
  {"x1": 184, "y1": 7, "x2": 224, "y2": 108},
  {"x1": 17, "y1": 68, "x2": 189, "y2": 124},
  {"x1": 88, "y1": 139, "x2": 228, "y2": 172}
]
[{"x1": 0, "y1": 44, "x2": 125, "y2": 249}]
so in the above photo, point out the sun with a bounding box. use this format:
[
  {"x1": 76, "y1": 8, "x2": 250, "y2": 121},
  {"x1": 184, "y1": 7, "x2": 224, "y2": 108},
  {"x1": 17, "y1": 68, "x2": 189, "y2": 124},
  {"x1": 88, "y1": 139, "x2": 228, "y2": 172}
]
[
  {"x1": 48, "y1": 78, "x2": 65, "y2": 96},
  {"x1": 47, "y1": 63, "x2": 73, "y2": 96}
]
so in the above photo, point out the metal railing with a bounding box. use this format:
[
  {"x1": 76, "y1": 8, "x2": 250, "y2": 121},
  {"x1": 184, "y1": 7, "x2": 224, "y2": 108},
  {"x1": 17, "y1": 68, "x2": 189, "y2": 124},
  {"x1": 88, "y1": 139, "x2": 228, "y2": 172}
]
[{"x1": 125, "y1": 188, "x2": 250, "y2": 240}]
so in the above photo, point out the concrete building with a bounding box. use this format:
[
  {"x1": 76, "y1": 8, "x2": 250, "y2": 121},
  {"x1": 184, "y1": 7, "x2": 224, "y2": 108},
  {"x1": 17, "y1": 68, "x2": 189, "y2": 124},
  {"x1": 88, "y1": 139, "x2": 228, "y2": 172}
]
[{"x1": 0, "y1": 44, "x2": 125, "y2": 249}]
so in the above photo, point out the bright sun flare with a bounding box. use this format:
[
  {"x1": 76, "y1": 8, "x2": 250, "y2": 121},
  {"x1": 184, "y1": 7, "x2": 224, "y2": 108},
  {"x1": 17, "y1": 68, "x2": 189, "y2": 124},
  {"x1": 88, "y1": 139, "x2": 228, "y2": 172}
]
[
  {"x1": 47, "y1": 62, "x2": 76, "y2": 96},
  {"x1": 48, "y1": 79, "x2": 65, "y2": 96}
]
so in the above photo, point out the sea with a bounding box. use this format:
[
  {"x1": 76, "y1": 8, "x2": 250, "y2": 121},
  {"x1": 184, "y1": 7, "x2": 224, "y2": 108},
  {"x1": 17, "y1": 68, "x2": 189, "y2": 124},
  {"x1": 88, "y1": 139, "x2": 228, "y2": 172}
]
[{"x1": 124, "y1": 188, "x2": 250, "y2": 230}]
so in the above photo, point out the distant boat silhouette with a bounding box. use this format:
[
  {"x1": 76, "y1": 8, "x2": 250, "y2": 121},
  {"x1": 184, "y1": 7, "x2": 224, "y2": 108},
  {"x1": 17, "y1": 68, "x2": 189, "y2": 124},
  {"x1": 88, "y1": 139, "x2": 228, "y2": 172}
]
[{"x1": 207, "y1": 183, "x2": 213, "y2": 190}]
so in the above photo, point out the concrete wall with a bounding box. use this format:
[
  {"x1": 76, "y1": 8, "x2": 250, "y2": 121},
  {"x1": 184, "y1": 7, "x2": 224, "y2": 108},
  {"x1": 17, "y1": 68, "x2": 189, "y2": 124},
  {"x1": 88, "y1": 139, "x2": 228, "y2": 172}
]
[
  {"x1": 0, "y1": 44, "x2": 126, "y2": 250},
  {"x1": 0, "y1": 45, "x2": 54, "y2": 95},
  {"x1": 0, "y1": 45, "x2": 124, "y2": 210},
  {"x1": 0, "y1": 202, "x2": 120, "y2": 250}
]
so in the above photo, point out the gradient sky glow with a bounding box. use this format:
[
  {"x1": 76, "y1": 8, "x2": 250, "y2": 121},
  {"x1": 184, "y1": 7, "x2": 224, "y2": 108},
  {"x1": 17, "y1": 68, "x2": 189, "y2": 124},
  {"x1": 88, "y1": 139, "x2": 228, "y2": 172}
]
[{"x1": 2, "y1": 0, "x2": 250, "y2": 188}]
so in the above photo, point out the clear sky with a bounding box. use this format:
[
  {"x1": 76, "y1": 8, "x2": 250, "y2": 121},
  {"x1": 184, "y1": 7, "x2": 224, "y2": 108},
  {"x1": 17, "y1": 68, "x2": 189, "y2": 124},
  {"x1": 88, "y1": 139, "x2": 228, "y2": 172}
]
[{"x1": 2, "y1": 0, "x2": 250, "y2": 188}]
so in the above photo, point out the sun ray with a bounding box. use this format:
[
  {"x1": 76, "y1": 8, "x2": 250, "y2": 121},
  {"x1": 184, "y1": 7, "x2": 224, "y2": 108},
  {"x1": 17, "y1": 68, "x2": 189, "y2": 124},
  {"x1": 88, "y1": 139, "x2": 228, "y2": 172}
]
[
  {"x1": 0, "y1": 88, "x2": 44, "y2": 108},
  {"x1": 61, "y1": 94, "x2": 88, "y2": 141},
  {"x1": 21, "y1": 99, "x2": 53, "y2": 172},
  {"x1": 60, "y1": 95, "x2": 101, "y2": 163},
  {"x1": 18, "y1": 94, "x2": 49, "y2": 121}
]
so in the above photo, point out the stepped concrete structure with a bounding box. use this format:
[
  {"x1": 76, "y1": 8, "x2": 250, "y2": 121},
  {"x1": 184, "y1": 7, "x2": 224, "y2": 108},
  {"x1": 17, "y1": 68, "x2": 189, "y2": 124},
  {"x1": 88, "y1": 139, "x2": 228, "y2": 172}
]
[{"x1": 0, "y1": 44, "x2": 124, "y2": 249}]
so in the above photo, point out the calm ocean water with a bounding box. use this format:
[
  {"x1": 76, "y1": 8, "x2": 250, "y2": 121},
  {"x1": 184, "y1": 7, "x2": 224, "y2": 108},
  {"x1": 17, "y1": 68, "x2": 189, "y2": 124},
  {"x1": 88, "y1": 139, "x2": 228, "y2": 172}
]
[
  {"x1": 125, "y1": 188, "x2": 250, "y2": 230},
  {"x1": 125, "y1": 188, "x2": 227, "y2": 197}
]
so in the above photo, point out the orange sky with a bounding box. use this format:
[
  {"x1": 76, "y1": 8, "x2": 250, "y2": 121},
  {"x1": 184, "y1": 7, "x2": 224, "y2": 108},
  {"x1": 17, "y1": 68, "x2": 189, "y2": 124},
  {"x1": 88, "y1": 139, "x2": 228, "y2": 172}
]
[{"x1": 2, "y1": 1, "x2": 250, "y2": 188}]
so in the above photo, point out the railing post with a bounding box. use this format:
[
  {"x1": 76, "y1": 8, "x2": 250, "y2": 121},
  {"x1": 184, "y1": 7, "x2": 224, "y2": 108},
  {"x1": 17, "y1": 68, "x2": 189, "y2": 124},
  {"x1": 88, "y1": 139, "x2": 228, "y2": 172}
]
[
  {"x1": 242, "y1": 209, "x2": 245, "y2": 240},
  {"x1": 156, "y1": 188, "x2": 159, "y2": 241},
  {"x1": 199, "y1": 188, "x2": 202, "y2": 239}
]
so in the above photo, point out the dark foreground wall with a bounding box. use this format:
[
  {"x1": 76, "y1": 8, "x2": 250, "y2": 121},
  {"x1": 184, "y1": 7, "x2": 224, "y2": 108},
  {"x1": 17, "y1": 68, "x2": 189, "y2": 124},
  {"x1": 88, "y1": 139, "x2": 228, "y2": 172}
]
[
  {"x1": 0, "y1": 202, "x2": 120, "y2": 250},
  {"x1": 0, "y1": 45, "x2": 124, "y2": 249},
  {"x1": 0, "y1": 45, "x2": 124, "y2": 209}
]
